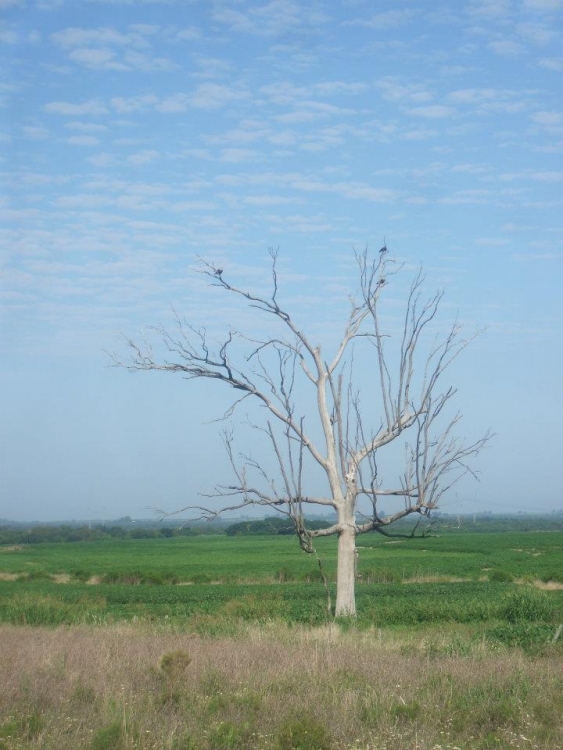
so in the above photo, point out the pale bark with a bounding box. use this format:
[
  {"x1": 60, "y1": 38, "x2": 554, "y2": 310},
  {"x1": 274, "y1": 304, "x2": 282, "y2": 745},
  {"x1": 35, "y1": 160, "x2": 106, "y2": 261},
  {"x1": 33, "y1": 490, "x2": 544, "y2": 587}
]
[
  {"x1": 113, "y1": 249, "x2": 491, "y2": 618},
  {"x1": 335, "y1": 513, "x2": 357, "y2": 617}
]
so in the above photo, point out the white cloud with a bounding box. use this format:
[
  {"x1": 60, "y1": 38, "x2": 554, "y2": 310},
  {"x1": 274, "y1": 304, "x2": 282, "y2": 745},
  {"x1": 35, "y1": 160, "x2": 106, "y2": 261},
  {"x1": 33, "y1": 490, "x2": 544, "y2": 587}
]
[
  {"x1": 529, "y1": 171, "x2": 563, "y2": 182},
  {"x1": 523, "y1": 0, "x2": 563, "y2": 9},
  {"x1": 45, "y1": 99, "x2": 108, "y2": 115},
  {"x1": 154, "y1": 94, "x2": 190, "y2": 113},
  {"x1": 51, "y1": 27, "x2": 140, "y2": 48},
  {"x1": 65, "y1": 121, "x2": 108, "y2": 132},
  {"x1": 190, "y1": 83, "x2": 250, "y2": 110},
  {"x1": 176, "y1": 26, "x2": 201, "y2": 41},
  {"x1": 212, "y1": 1, "x2": 327, "y2": 37},
  {"x1": 488, "y1": 39, "x2": 524, "y2": 56},
  {"x1": 243, "y1": 195, "x2": 298, "y2": 206},
  {"x1": 68, "y1": 47, "x2": 122, "y2": 68},
  {"x1": 127, "y1": 150, "x2": 160, "y2": 165},
  {"x1": 531, "y1": 110, "x2": 563, "y2": 133},
  {"x1": 36, "y1": 0, "x2": 64, "y2": 9},
  {"x1": 516, "y1": 21, "x2": 557, "y2": 45},
  {"x1": 23, "y1": 125, "x2": 49, "y2": 140},
  {"x1": 408, "y1": 105, "x2": 455, "y2": 118},
  {"x1": 88, "y1": 0, "x2": 179, "y2": 4},
  {"x1": 67, "y1": 135, "x2": 99, "y2": 146},
  {"x1": 220, "y1": 148, "x2": 259, "y2": 163},
  {"x1": 447, "y1": 87, "x2": 534, "y2": 114},
  {"x1": 468, "y1": 0, "x2": 513, "y2": 17},
  {"x1": 401, "y1": 128, "x2": 439, "y2": 140},
  {"x1": 344, "y1": 9, "x2": 418, "y2": 28},
  {"x1": 376, "y1": 79, "x2": 434, "y2": 104},
  {"x1": 87, "y1": 153, "x2": 116, "y2": 167},
  {"x1": 51, "y1": 25, "x2": 176, "y2": 71},
  {"x1": 474, "y1": 237, "x2": 510, "y2": 246},
  {"x1": 110, "y1": 94, "x2": 158, "y2": 112},
  {"x1": 191, "y1": 54, "x2": 232, "y2": 79},
  {"x1": 538, "y1": 57, "x2": 563, "y2": 70},
  {"x1": 0, "y1": 27, "x2": 18, "y2": 44}
]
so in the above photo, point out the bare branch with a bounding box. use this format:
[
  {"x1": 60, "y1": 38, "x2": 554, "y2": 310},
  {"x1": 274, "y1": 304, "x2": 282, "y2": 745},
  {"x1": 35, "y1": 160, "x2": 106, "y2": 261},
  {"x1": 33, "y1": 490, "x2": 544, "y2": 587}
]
[{"x1": 115, "y1": 248, "x2": 491, "y2": 618}]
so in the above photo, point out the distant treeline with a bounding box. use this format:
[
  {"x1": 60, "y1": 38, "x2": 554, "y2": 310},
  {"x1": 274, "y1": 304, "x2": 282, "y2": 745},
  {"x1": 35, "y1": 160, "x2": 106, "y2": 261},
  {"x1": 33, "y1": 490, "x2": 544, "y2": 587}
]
[
  {"x1": 1, "y1": 514, "x2": 562, "y2": 545},
  {"x1": 224, "y1": 517, "x2": 332, "y2": 536},
  {"x1": 0, "y1": 524, "x2": 203, "y2": 546}
]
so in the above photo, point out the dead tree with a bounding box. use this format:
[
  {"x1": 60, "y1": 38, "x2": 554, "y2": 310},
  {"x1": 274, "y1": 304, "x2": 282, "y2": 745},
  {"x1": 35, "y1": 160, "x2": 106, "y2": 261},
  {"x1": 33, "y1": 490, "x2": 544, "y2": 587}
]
[{"x1": 115, "y1": 249, "x2": 490, "y2": 617}]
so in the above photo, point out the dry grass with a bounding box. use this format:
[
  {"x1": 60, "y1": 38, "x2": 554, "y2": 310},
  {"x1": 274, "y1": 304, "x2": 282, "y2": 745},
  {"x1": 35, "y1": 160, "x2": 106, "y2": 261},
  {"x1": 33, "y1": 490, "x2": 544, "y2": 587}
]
[{"x1": 1, "y1": 623, "x2": 563, "y2": 749}]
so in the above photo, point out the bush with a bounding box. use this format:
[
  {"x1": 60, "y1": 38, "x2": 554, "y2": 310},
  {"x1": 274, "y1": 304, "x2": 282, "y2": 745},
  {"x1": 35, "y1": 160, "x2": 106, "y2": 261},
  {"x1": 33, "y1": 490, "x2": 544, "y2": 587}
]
[
  {"x1": 487, "y1": 623, "x2": 557, "y2": 654},
  {"x1": 207, "y1": 721, "x2": 253, "y2": 749},
  {"x1": 501, "y1": 589, "x2": 554, "y2": 623},
  {"x1": 160, "y1": 650, "x2": 191, "y2": 679},
  {"x1": 276, "y1": 714, "x2": 332, "y2": 750},
  {"x1": 91, "y1": 722, "x2": 124, "y2": 750},
  {"x1": 489, "y1": 569, "x2": 514, "y2": 583}
]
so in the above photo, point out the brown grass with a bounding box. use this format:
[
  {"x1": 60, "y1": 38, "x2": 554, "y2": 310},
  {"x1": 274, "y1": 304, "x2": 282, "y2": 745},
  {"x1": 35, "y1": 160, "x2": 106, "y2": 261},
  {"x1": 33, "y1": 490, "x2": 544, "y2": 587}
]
[{"x1": 1, "y1": 623, "x2": 563, "y2": 749}]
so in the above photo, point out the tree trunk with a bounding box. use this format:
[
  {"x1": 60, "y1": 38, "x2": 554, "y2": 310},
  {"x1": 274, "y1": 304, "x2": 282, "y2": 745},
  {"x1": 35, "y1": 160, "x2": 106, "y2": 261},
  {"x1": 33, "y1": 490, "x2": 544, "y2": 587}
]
[{"x1": 334, "y1": 522, "x2": 357, "y2": 617}]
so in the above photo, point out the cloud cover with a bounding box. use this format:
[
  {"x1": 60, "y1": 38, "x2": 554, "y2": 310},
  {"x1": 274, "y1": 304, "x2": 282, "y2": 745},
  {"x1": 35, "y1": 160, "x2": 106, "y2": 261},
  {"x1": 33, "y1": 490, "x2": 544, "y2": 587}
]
[{"x1": 1, "y1": 0, "x2": 562, "y2": 520}]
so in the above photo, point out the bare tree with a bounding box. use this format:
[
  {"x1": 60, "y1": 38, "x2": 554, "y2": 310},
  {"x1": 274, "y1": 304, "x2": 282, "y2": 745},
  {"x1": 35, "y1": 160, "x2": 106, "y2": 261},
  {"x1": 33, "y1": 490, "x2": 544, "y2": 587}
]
[{"x1": 115, "y1": 249, "x2": 490, "y2": 617}]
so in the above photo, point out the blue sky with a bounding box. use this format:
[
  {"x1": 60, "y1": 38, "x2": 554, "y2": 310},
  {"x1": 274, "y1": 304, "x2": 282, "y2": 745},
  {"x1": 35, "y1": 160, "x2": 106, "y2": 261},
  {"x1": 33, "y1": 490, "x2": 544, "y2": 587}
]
[{"x1": 1, "y1": 0, "x2": 562, "y2": 522}]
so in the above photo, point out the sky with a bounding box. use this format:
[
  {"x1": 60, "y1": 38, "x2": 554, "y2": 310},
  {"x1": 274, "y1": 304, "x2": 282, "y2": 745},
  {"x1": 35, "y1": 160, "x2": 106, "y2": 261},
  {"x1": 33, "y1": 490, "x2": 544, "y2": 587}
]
[{"x1": 1, "y1": 0, "x2": 562, "y2": 523}]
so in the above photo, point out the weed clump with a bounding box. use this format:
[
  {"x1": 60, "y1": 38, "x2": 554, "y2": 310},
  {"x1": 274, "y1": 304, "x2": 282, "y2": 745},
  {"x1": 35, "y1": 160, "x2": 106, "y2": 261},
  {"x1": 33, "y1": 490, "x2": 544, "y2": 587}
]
[
  {"x1": 501, "y1": 588, "x2": 554, "y2": 623},
  {"x1": 489, "y1": 569, "x2": 513, "y2": 583},
  {"x1": 91, "y1": 721, "x2": 124, "y2": 750},
  {"x1": 160, "y1": 650, "x2": 191, "y2": 678},
  {"x1": 276, "y1": 713, "x2": 332, "y2": 750}
]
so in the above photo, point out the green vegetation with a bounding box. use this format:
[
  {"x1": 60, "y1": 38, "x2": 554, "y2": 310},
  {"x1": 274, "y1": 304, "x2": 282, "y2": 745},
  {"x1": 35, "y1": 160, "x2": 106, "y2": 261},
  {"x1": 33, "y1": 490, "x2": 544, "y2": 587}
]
[
  {"x1": 2, "y1": 524, "x2": 563, "y2": 748},
  {"x1": 0, "y1": 523, "x2": 205, "y2": 546},
  {"x1": 225, "y1": 516, "x2": 331, "y2": 536},
  {"x1": 1, "y1": 578, "x2": 563, "y2": 633},
  {"x1": 2, "y1": 528, "x2": 563, "y2": 585},
  {"x1": 1, "y1": 528, "x2": 563, "y2": 635}
]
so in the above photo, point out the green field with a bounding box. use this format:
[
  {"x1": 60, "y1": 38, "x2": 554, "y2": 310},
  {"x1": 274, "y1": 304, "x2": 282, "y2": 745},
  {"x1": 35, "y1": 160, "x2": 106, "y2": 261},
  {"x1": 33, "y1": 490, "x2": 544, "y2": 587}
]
[
  {"x1": 2, "y1": 530, "x2": 563, "y2": 749},
  {"x1": 1, "y1": 531, "x2": 563, "y2": 633},
  {"x1": 1, "y1": 529, "x2": 563, "y2": 583}
]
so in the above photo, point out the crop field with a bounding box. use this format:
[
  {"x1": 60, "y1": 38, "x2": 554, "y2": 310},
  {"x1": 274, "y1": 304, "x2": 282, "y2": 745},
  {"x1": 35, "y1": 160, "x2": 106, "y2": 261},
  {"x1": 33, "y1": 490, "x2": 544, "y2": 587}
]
[
  {"x1": 2, "y1": 529, "x2": 563, "y2": 585},
  {"x1": 1, "y1": 529, "x2": 563, "y2": 749}
]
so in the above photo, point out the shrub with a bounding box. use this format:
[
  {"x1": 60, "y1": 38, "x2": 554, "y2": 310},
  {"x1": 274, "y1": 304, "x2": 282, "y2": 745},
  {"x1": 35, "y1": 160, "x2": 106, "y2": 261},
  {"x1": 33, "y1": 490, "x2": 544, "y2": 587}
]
[
  {"x1": 160, "y1": 650, "x2": 191, "y2": 678},
  {"x1": 276, "y1": 714, "x2": 332, "y2": 750},
  {"x1": 487, "y1": 623, "x2": 557, "y2": 654},
  {"x1": 501, "y1": 589, "x2": 554, "y2": 623},
  {"x1": 91, "y1": 721, "x2": 124, "y2": 750},
  {"x1": 489, "y1": 569, "x2": 513, "y2": 583},
  {"x1": 207, "y1": 721, "x2": 253, "y2": 749}
]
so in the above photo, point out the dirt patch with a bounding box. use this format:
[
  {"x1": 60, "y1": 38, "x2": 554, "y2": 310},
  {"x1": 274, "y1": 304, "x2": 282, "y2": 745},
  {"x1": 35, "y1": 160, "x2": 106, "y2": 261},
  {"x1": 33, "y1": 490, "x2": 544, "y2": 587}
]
[
  {"x1": 51, "y1": 574, "x2": 72, "y2": 584},
  {"x1": 533, "y1": 580, "x2": 563, "y2": 591},
  {"x1": 0, "y1": 571, "x2": 20, "y2": 581},
  {"x1": 86, "y1": 576, "x2": 103, "y2": 585},
  {"x1": 0, "y1": 545, "x2": 23, "y2": 552}
]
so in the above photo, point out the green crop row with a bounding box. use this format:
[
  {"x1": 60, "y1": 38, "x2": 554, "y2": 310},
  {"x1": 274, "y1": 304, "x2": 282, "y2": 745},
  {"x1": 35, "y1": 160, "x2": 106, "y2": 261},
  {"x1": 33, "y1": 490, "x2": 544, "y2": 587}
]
[
  {"x1": 2, "y1": 531, "x2": 563, "y2": 585},
  {"x1": 2, "y1": 579, "x2": 563, "y2": 632}
]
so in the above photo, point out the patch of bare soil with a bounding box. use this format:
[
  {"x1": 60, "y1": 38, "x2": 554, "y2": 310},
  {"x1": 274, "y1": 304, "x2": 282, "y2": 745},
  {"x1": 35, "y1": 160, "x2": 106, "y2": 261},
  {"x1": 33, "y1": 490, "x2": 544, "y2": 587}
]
[
  {"x1": 51, "y1": 574, "x2": 72, "y2": 584},
  {"x1": 0, "y1": 572, "x2": 19, "y2": 581},
  {"x1": 0, "y1": 545, "x2": 23, "y2": 552},
  {"x1": 532, "y1": 580, "x2": 563, "y2": 590}
]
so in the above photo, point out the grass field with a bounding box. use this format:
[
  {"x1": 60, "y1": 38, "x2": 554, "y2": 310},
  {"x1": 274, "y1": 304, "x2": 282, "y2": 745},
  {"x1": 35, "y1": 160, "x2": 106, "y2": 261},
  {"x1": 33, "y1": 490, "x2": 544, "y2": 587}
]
[
  {"x1": 2, "y1": 530, "x2": 563, "y2": 585},
  {"x1": 1, "y1": 530, "x2": 563, "y2": 748}
]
